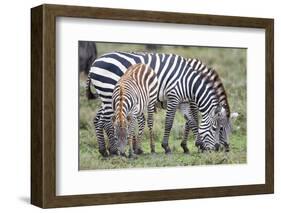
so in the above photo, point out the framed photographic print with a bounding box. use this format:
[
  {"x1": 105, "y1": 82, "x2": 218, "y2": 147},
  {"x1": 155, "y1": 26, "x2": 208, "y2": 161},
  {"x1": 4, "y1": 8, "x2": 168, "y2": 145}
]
[{"x1": 31, "y1": 4, "x2": 274, "y2": 208}]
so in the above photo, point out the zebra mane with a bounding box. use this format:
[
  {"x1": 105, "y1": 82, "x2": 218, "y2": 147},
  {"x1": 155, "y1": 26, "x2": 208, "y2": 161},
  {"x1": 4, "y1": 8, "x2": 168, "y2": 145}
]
[
  {"x1": 187, "y1": 58, "x2": 230, "y2": 118},
  {"x1": 117, "y1": 81, "x2": 126, "y2": 127},
  {"x1": 115, "y1": 65, "x2": 138, "y2": 127}
]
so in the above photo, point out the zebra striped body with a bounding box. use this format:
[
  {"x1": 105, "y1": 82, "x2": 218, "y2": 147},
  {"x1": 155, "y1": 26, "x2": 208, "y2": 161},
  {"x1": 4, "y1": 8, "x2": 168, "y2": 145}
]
[
  {"x1": 90, "y1": 52, "x2": 191, "y2": 156},
  {"x1": 179, "y1": 58, "x2": 231, "y2": 151},
  {"x1": 88, "y1": 52, "x2": 230, "y2": 156},
  {"x1": 112, "y1": 64, "x2": 158, "y2": 157}
]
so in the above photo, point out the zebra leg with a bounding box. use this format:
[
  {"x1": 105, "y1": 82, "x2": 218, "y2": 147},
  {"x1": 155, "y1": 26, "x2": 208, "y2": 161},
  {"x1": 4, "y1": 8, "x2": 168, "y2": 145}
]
[
  {"x1": 147, "y1": 105, "x2": 156, "y2": 153},
  {"x1": 133, "y1": 114, "x2": 145, "y2": 155},
  {"x1": 184, "y1": 117, "x2": 202, "y2": 151},
  {"x1": 192, "y1": 122, "x2": 201, "y2": 148},
  {"x1": 128, "y1": 122, "x2": 137, "y2": 159},
  {"x1": 181, "y1": 120, "x2": 190, "y2": 154},
  {"x1": 93, "y1": 109, "x2": 109, "y2": 157},
  {"x1": 132, "y1": 135, "x2": 137, "y2": 153},
  {"x1": 189, "y1": 101, "x2": 202, "y2": 148},
  {"x1": 180, "y1": 102, "x2": 202, "y2": 151},
  {"x1": 128, "y1": 136, "x2": 136, "y2": 158},
  {"x1": 179, "y1": 103, "x2": 191, "y2": 154},
  {"x1": 104, "y1": 120, "x2": 118, "y2": 156},
  {"x1": 161, "y1": 98, "x2": 180, "y2": 154}
]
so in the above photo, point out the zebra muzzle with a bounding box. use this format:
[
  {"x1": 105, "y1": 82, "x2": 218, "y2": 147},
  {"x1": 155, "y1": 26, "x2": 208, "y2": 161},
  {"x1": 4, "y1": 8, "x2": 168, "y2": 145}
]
[{"x1": 224, "y1": 144, "x2": 230, "y2": 152}]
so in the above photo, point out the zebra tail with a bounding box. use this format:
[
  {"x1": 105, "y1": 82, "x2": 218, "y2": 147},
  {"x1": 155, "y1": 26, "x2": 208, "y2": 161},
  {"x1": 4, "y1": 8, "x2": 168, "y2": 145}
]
[{"x1": 86, "y1": 75, "x2": 98, "y2": 100}]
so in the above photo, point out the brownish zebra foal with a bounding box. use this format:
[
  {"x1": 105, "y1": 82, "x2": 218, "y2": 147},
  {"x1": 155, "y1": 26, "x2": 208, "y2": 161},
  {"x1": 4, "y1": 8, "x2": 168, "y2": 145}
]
[{"x1": 112, "y1": 64, "x2": 159, "y2": 157}]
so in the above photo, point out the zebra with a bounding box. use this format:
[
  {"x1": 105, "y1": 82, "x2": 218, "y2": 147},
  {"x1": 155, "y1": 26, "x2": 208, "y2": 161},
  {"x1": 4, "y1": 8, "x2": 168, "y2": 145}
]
[
  {"x1": 87, "y1": 52, "x2": 231, "y2": 156},
  {"x1": 179, "y1": 58, "x2": 231, "y2": 152},
  {"x1": 152, "y1": 57, "x2": 231, "y2": 152},
  {"x1": 111, "y1": 64, "x2": 158, "y2": 157}
]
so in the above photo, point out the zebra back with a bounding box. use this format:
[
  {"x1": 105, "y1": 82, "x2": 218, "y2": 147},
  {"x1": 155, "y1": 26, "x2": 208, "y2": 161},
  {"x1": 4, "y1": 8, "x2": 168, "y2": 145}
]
[
  {"x1": 112, "y1": 63, "x2": 158, "y2": 125},
  {"x1": 186, "y1": 58, "x2": 230, "y2": 118}
]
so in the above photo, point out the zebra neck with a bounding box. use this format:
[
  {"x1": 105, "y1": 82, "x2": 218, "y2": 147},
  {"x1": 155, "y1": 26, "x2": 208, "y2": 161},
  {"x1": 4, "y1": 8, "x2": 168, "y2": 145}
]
[
  {"x1": 125, "y1": 98, "x2": 138, "y2": 117},
  {"x1": 120, "y1": 85, "x2": 138, "y2": 118},
  {"x1": 199, "y1": 99, "x2": 219, "y2": 117}
]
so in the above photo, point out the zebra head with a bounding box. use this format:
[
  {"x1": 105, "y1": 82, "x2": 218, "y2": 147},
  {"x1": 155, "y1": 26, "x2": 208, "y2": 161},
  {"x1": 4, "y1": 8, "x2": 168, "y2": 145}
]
[
  {"x1": 198, "y1": 104, "x2": 231, "y2": 152},
  {"x1": 218, "y1": 117, "x2": 231, "y2": 152},
  {"x1": 111, "y1": 114, "x2": 132, "y2": 156}
]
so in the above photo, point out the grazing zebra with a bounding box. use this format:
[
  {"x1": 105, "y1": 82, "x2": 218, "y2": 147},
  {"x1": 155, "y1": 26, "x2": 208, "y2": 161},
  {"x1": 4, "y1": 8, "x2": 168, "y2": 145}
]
[
  {"x1": 180, "y1": 58, "x2": 231, "y2": 151},
  {"x1": 112, "y1": 64, "x2": 158, "y2": 157},
  {"x1": 87, "y1": 52, "x2": 230, "y2": 156},
  {"x1": 153, "y1": 57, "x2": 232, "y2": 152}
]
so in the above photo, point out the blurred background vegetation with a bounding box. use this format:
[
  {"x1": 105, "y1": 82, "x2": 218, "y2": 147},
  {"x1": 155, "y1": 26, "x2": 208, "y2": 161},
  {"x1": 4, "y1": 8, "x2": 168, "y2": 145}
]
[{"x1": 79, "y1": 42, "x2": 247, "y2": 170}]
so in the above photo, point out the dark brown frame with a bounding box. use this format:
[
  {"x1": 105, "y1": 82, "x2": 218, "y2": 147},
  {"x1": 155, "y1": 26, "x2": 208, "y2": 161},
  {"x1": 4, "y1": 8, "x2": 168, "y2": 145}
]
[{"x1": 31, "y1": 4, "x2": 274, "y2": 208}]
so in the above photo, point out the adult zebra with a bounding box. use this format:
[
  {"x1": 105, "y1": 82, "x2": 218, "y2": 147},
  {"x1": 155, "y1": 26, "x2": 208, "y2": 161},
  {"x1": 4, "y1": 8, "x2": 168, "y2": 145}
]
[
  {"x1": 112, "y1": 64, "x2": 158, "y2": 157},
  {"x1": 180, "y1": 58, "x2": 231, "y2": 152},
  {"x1": 88, "y1": 52, "x2": 230, "y2": 156}
]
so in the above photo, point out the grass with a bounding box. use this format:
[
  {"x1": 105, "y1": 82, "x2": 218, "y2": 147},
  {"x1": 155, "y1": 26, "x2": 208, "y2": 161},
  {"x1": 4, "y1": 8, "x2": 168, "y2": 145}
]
[
  {"x1": 80, "y1": 132, "x2": 246, "y2": 170},
  {"x1": 79, "y1": 43, "x2": 247, "y2": 170}
]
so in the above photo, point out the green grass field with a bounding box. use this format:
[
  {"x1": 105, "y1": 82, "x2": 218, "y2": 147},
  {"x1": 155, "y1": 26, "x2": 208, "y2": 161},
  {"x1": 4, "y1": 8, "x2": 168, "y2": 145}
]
[{"x1": 79, "y1": 43, "x2": 247, "y2": 170}]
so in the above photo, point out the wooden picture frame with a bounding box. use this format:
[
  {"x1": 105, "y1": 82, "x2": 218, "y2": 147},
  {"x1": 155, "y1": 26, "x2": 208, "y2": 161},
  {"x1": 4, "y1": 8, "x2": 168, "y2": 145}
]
[{"x1": 31, "y1": 4, "x2": 274, "y2": 208}]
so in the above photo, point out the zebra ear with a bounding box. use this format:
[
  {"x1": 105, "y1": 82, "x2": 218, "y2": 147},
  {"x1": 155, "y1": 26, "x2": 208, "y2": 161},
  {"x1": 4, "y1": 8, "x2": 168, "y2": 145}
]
[{"x1": 215, "y1": 104, "x2": 227, "y2": 118}]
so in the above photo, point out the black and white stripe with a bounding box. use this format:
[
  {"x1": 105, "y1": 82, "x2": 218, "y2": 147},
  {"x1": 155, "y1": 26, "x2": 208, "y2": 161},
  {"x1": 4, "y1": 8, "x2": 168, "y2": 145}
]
[
  {"x1": 88, "y1": 52, "x2": 230, "y2": 156},
  {"x1": 111, "y1": 64, "x2": 158, "y2": 157},
  {"x1": 183, "y1": 58, "x2": 231, "y2": 151}
]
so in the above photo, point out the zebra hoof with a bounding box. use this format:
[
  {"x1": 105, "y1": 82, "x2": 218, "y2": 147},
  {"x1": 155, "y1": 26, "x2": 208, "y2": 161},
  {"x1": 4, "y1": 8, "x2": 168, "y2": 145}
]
[
  {"x1": 165, "y1": 150, "x2": 172, "y2": 154},
  {"x1": 109, "y1": 152, "x2": 119, "y2": 157},
  {"x1": 162, "y1": 144, "x2": 171, "y2": 154},
  {"x1": 183, "y1": 149, "x2": 190, "y2": 154},
  {"x1": 180, "y1": 143, "x2": 189, "y2": 154},
  {"x1": 109, "y1": 149, "x2": 119, "y2": 156},
  {"x1": 99, "y1": 149, "x2": 109, "y2": 157},
  {"x1": 120, "y1": 152, "x2": 127, "y2": 158},
  {"x1": 224, "y1": 144, "x2": 230, "y2": 152},
  {"x1": 195, "y1": 141, "x2": 203, "y2": 148},
  {"x1": 134, "y1": 148, "x2": 144, "y2": 155},
  {"x1": 128, "y1": 153, "x2": 137, "y2": 159}
]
